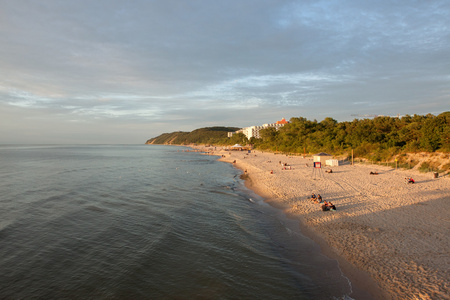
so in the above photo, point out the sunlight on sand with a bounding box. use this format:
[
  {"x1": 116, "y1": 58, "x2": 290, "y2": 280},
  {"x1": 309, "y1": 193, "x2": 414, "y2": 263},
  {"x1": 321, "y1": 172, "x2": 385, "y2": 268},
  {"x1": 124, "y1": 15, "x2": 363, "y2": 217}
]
[{"x1": 195, "y1": 146, "x2": 450, "y2": 300}]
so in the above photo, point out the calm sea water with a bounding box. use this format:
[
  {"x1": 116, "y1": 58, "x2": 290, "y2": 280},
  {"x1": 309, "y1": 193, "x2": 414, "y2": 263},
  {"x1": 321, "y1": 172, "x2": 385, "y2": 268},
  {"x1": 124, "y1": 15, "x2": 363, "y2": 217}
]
[{"x1": 0, "y1": 145, "x2": 354, "y2": 299}]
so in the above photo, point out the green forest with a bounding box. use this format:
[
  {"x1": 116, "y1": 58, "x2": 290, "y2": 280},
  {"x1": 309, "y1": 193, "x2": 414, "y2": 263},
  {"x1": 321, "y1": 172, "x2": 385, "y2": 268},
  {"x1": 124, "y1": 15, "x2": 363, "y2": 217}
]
[
  {"x1": 147, "y1": 112, "x2": 450, "y2": 165},
  {"x1": 254, "y1": 112, "x2": 450, "y2": 158}
]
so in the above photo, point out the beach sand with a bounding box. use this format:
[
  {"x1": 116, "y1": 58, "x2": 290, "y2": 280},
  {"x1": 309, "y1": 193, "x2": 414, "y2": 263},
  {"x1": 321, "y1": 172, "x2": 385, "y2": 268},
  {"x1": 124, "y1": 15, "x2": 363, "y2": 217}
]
[{"x1": 197, "y1": 146, "x2": 449, "y2": 300}]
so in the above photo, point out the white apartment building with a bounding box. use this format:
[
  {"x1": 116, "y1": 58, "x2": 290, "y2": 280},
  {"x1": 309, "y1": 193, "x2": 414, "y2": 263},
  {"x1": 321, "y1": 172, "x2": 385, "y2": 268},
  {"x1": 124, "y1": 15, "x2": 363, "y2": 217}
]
[{"x1": 230, "y1": 118, "x2": 289, "y2": 140}]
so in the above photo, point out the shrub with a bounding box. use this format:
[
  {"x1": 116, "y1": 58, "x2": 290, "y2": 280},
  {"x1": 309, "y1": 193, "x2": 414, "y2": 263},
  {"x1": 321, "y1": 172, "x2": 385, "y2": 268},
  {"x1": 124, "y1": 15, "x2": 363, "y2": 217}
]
[
  {"x1": 419, "y1": 161, "x2": 441, "y2": 173},
  {"x1": 440, "y1": 162, "x2": 450, "y2": 172}
]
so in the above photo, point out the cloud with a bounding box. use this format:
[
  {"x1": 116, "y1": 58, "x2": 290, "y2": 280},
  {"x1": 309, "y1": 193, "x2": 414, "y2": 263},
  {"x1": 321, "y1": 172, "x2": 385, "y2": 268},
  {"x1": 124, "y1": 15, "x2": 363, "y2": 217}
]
[{"x1": 0, "y1": 0, "x2": 449, "y2": 143}]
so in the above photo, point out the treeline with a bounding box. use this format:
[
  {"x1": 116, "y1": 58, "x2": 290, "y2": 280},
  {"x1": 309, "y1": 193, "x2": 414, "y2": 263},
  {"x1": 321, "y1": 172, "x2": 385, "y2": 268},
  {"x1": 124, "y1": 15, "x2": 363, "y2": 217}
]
[
  {"x1": 146, "y1": 127, "x2": 240, "y2": 145},
  {"x1": 146, "y1": 113, "x2": 450, "y2": 163},
  {"x1": 254, "y1": 112, "x2": 450, "y2": 161}
]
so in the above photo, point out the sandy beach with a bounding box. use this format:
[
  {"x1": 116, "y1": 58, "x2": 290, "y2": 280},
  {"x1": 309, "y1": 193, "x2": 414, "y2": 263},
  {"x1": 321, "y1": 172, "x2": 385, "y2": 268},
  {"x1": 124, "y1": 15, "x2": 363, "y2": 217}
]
[{"x1": 195, "y1": 146, "x2": 449, "y2": 300}]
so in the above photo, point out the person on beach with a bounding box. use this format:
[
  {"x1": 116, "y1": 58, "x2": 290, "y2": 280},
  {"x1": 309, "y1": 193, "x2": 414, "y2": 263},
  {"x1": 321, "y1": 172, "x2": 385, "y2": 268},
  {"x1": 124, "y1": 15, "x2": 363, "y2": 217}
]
[
  {"x1": 406, "y1": 177, "x2": 415, "y2": 183},
  {"x1": 370, "y1": 171, "x2": 378, "y2": 175},
  {"x1": 317, "y1": 194, "x2": 323, "y2": 203},
  {"x1": 327, "y1": 201, "x2": 336, "y2": 210},
  {"x1": 321, "y1": 201, "x2": 336, "y2": 211},
  {"x1": 311, "y1": 193, "x2": 316, "y2": 202}
]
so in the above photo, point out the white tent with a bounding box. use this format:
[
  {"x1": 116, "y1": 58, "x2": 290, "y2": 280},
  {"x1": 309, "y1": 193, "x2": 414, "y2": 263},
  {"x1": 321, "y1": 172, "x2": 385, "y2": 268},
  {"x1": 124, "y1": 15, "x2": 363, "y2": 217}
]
[
  {"x1": 326, "y1": 159, "x2": 339, "y2": 167},
  {"x1": 231, "y1": 144, "x2": 243, "y2": 148}
]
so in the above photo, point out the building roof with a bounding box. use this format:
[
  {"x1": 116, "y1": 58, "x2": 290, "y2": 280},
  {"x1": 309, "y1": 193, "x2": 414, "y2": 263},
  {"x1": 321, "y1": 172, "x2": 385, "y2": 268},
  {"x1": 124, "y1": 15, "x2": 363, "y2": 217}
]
[
  {"x1": 314, "y1": 152, "x2": 332, "y2": 156},
  {"x1": 276, "y1": 118, "x2": 288, "y2": 124}
]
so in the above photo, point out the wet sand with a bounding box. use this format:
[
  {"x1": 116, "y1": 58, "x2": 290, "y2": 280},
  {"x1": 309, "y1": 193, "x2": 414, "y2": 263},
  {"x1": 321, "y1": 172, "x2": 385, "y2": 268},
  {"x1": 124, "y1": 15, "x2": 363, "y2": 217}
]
[{"x1": 197, "y1": 146, "x2": 449, "y2": 300}]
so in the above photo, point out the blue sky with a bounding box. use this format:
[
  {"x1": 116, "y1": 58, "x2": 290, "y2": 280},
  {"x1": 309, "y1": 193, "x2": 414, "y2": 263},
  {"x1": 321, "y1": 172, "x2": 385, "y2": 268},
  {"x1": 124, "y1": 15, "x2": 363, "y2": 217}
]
[{"x1": 1, "y1": 0, "x2": 449, "y2": 144}]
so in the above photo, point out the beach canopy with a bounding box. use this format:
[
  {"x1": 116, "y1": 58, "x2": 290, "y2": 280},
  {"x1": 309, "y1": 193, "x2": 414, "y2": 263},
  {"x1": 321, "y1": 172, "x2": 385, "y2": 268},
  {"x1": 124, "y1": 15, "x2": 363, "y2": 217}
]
[
  {"x1": 314, "y1": 152, "x2": 332, "y2": 156},
  {"x1": 231, "y1": 144, "x2": 243, "y2": 148}
]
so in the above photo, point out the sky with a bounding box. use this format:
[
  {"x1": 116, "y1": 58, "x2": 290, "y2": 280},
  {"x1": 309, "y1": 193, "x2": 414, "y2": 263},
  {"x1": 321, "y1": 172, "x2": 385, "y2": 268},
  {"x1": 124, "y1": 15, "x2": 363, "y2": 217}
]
[{"x1": 0, "y1": 0, "x2": 449, "y2": 144}]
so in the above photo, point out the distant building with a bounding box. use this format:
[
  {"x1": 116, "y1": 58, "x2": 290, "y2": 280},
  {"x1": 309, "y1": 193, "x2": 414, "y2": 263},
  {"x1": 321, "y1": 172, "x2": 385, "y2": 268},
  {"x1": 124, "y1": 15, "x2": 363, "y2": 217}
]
[{"x1": 233, "y1": 118, "x2": 289, "y2": 140}]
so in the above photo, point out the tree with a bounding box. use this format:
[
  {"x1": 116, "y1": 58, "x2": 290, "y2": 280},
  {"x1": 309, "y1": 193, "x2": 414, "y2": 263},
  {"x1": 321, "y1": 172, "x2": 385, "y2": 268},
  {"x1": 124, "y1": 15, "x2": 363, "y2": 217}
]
[{"x1": 229, "y1": 133, "x2": 248, "y2": 145}]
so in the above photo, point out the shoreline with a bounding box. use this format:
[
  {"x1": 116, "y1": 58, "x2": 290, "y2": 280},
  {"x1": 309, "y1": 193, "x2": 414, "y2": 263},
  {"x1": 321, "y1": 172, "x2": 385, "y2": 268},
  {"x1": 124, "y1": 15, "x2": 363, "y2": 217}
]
[
  {"x1": 236, "y1": 157, "x2": 387, "y2": 300},
  {"x1": 194, "y1": 146, "x2": 449, "y2": 300}
]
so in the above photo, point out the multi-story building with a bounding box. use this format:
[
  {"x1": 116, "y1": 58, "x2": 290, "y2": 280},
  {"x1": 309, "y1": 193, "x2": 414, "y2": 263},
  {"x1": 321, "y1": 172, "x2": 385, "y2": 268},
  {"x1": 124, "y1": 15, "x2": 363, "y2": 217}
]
[{"x1": 229, "y1": 118, "x2": 289, "y2": 140}]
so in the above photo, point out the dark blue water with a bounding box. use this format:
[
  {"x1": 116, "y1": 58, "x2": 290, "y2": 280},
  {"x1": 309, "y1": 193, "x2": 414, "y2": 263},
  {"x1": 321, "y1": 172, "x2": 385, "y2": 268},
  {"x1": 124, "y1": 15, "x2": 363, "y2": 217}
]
[{"x1": 0, "y1": 145, "x2": 354, "y2": 299}]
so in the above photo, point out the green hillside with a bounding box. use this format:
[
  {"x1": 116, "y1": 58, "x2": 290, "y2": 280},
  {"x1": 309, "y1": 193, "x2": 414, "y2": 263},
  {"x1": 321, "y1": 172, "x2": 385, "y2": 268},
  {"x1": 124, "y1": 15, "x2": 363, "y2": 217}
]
[{"x1": 146, "y1": 127, "x2": 241, "y2": 145}]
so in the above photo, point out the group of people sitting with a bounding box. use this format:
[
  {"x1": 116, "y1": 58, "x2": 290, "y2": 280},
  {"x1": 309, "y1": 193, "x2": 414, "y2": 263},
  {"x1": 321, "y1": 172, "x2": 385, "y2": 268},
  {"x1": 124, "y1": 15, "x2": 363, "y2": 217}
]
[
  {"x1": 310, "y1": 193, "x2": 337, "y2": 211},
  {"x1": 279, "y1": 161, "x2": 292, "y2": 170},
  {"x1": 310, "y1": 193, "x2": 322, "y2": 203},
  {"x1": 321, "y1": 201, "x2": 336, "y2": 211}
]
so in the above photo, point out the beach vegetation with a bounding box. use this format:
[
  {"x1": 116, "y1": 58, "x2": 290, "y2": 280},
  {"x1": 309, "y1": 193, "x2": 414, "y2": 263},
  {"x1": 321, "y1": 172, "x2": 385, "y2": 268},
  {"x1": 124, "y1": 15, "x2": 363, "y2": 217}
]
[
  {"x1": 441, "y1": 162, "x2": 450, "y2": 172},
  {"x1": 418, "y1": 161, "x2": 436, "y2": 173}
]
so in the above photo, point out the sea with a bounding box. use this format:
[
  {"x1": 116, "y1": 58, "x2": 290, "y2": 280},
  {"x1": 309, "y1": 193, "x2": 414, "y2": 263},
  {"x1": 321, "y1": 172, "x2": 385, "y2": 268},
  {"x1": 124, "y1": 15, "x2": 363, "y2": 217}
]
[{"x1": 0, "y1": 145, "x2": 355, "y2": 299}]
